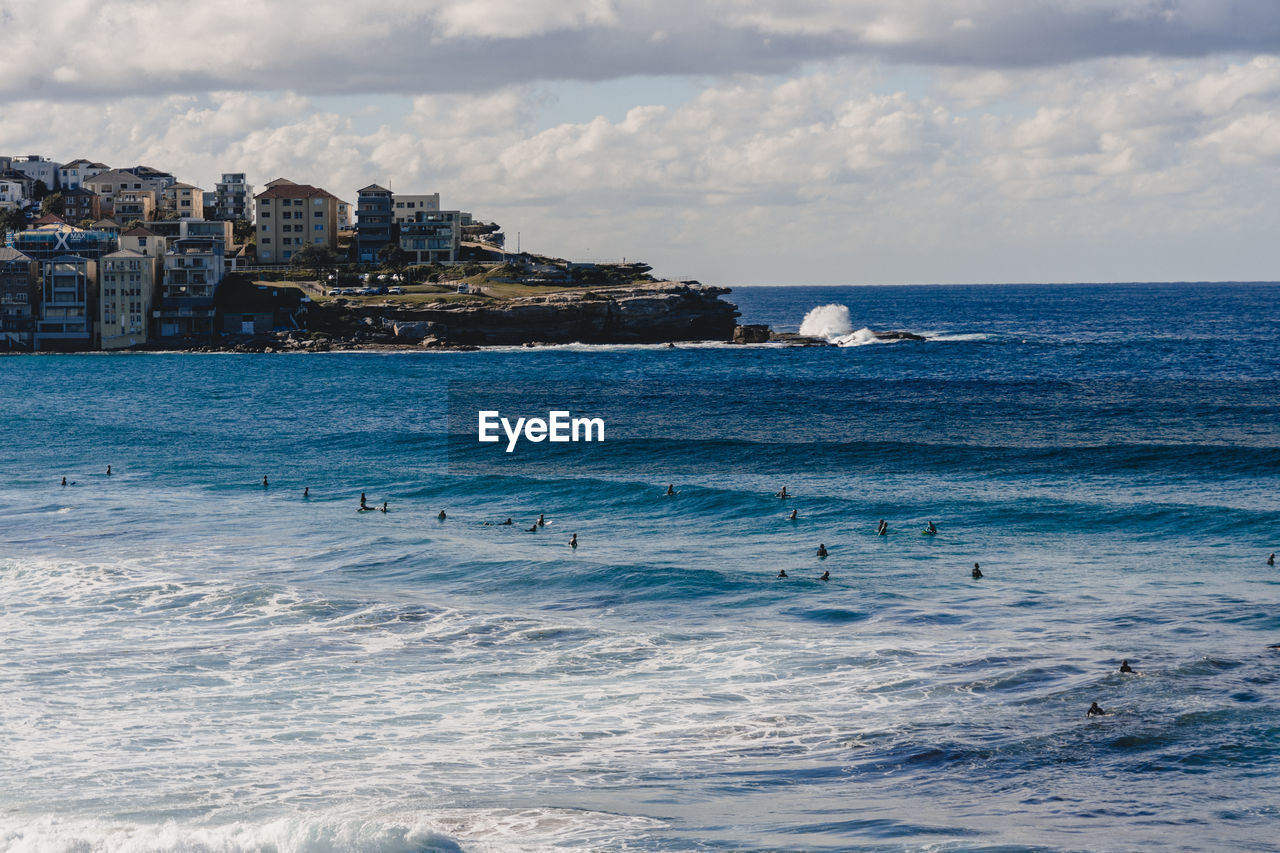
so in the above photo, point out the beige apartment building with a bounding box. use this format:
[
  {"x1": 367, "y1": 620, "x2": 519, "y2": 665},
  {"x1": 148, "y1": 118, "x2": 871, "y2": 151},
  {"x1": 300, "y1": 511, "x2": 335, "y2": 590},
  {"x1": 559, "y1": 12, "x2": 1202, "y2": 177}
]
[
  {"x1": 83, "y1": 169, "x2": 166, "y2": 214},
  {"x1": 98, "y1": 248, "x2": 160, "y2": 350},
  {"x1": 112, "y1": 190, "x2": 157, "y2": 224},
  {"x1": 254, "y1": 178, "x2": 340, "y2": 264},
  {"x1": 160, "y1": 182, "x2": 206, "y2": 218}
]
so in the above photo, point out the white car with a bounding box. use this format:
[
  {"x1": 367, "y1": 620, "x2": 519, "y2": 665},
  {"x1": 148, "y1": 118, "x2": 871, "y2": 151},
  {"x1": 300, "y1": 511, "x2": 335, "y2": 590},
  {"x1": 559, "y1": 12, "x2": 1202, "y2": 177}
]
[
  {"x1": 388, "y1": 287, "x2": 404, "y2": 295},
  {"x1": 327, "y1": 288, "x2": 341, "y2": 296}
]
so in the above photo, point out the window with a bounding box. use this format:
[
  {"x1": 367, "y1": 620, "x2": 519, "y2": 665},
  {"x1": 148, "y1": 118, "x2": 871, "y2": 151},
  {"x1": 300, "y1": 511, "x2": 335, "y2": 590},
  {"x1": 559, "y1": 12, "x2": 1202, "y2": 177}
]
[
  {"x1": 261, "y1": 211, "x2": 271, "y2": 218},
  {"x1": 314, "y1": 224, "x2": 322, "y2": 231},
  {"x1": 313, "y1": 211, "x2": 322, "y2": 218},
  {"x1": 261, "y1": 238, "x2": 271, "y2": 244}
]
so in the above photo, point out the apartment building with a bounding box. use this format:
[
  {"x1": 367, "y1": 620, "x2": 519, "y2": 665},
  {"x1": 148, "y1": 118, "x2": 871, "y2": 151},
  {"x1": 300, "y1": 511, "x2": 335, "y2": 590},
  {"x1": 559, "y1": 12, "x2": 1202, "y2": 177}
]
[
  {"x1": 214, "y1": 172, "x2": 254, "y2": 221},
  {"x1": 61, "y1": 187, "x2": 102, "y2": 223},
  {"x1": 398, "y1": 210, "x2": 463, "y2": 264},
  {"x1": 35, "y1": 255, "x2": 97, "y2": 351},
  {"x1": 161, "y1": 183, "x2": 205, "y2": 218},
  {"x1": 156, "y1": 237, "x2": 225, "y2": 339},
  {"x1": 58, "y1": 159, "x2": 109, "y2": 190},
  {"x1": 254, "y1": 179, "x2": 340, "y2": 264},
  {"x1": 392, "y1": 193, "x2": 440, "y2": 224},
  {"x1": 355, "y1": 184, "x2": 394, "y2": 262},
  {"x1": 0, "y1": 247, "x2": 39, "y2": 351},
  {"x1": 9, "y1": 155, "x2": 60, "y2": 190},
  {"x1": 112, "y1": 190, "x2": 157, "y2": 225},
  {"x1": 99, "y1": 248, "x2": 160, "y2": 350},
  {"x1": 83, "y1": 169, "x2": 168, "y2": 213}
]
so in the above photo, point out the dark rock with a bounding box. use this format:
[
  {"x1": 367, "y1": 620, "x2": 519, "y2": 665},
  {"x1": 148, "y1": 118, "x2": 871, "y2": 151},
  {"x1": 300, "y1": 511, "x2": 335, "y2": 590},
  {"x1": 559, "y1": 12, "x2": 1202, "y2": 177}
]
[{"x1": 733, "y1": 324, "x2": 772, "y2": 344}]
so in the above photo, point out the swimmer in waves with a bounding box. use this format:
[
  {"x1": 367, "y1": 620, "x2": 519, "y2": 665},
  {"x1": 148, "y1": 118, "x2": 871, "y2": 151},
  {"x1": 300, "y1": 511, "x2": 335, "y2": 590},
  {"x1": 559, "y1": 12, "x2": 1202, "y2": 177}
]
[
  {"x1": 776, "y1": 486, "x2": 789, "y2": 499},
  {"x1": 816, "y1": 544, "x2": 828, "y2": 558},
  {"x1": 922, "y1": 521, "x2": 937, "y2": 535}
]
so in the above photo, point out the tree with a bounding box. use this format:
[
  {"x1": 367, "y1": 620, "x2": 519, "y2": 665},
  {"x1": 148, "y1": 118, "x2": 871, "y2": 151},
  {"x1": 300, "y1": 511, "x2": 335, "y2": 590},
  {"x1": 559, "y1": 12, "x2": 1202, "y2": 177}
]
[
  {"x1": 377, "y1": 242, "x2": 410, "y2": 277},
  {"x1": 0, "y1": 208, "x2": 28, "y2": 240},
  {"x1": 232, "y1": 219, "x2": 254, "y2": 245},
  {"x1": 41, "y1": 192, "x2": 64, "y2": 216},
  {"x1": 31, "y1": 179, "x2": 49, "y2": 202},
  {"x1": 291, "y1": 243, "x2": 337, "y2": 279}
]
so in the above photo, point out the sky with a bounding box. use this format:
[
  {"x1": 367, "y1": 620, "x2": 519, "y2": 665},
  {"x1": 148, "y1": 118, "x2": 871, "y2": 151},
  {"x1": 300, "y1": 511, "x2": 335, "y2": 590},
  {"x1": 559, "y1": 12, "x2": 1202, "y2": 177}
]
[{"x1": 3, "y1": 0, "x2": 1280, "y2": 284}]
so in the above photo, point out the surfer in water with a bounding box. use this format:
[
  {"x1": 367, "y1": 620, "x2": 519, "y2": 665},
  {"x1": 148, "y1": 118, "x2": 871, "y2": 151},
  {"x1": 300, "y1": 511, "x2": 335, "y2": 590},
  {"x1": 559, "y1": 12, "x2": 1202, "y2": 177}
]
[
  {"x1": 61, "y1": 477, "x2": 67, "y2": 486},
  {"x1": 926, "y1": 521, "x2": 937, "y2": 535},
  {"x1": 303, "y1": 487, "x2": 309, "y2": 498},
  {"x1": 360, "y1": 492, "x2": 367, "y2": 510},
  {"x1": 262, "y1": 475, "x2": 269, "y2": 488},
  {"x1": 569, "y1": 534, "x2": 578, "y2": 548},
  {"x1": 816, "y1": 544, "x2": 828, "y2": 558},
  {"x1": 777, "y1": 486, "x2": 789, "y2": 499},
  {"x1": 1270, "y1": 553, "x2": 1276, "y2": 567},
  {"x1": 438, "y1": 510, "x2": 447, "y2": 521},
  {"x1": 380, "y1": 502, "x2": 388, "y2": 513},
  {"x1": 526, "y1": 523, "x2": 538, "y2": 532},
  {"x1": 788, "y1": 509, "x2": 798, "y2": 521},
  {"x1": 778, "y1": 569, "x2": 788, "y2": 578},
  {"x1": 502, "y1": 518, "x2": 513, "y2": 525},
  {"x1": 106, "y1": 465, "x2": 112, "y2": 476},
  {"x1": 537, "y1": 514, "x2": 546, "y2": 527},
  {"x1": 877, "y1": 519, "x2": 887, "y2": 536},
  {"x1": 665, "y1": 484, "x2": 675, "y2": 496},
  {"x1": 971, "y1": 563, "x2": 983, "y2": 578},
  {"x1": 1087, "y1": 701, "x2": 1106, "y2": 717},
  {"x1": 1119, "y1": 660, "x2": 1134, "y2": 673},
  {"x1": 820, "y1": 570, "x2": 830, "y2": 581}
]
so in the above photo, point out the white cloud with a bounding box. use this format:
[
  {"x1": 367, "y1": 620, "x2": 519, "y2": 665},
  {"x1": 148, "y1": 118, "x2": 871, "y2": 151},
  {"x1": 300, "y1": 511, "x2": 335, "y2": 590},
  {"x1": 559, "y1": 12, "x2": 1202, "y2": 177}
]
[
  {"x1": 4, "y1": 4, "x2": 1280, "y2": 283},
  {"x1": 3, "y1": 1, "x2": 1280, "y2": 100}
]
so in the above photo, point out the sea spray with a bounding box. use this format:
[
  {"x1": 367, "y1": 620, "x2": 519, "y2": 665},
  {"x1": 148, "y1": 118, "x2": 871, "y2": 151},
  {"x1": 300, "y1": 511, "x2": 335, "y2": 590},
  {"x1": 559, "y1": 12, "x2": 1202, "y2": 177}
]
[
  {"x1": 798, "y1": 304, "x2": 884, "y2": 346},
  {"x1": 798, "y1": 304, "x2": 853, "y2": 339}
]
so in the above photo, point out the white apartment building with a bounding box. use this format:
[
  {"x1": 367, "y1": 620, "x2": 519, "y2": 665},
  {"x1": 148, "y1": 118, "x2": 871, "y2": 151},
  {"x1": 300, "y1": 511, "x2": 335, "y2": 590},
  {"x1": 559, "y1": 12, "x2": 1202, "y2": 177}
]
[{"x1": 392, "y1": 193, "x2": 440, "y2": 224}]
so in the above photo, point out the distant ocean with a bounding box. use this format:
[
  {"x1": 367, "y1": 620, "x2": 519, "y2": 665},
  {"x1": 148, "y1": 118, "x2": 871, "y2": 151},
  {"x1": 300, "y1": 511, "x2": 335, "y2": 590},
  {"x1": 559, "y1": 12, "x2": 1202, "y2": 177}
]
[{"x1": 2, "y1": 283, "x2": 1279, "y2": 852}]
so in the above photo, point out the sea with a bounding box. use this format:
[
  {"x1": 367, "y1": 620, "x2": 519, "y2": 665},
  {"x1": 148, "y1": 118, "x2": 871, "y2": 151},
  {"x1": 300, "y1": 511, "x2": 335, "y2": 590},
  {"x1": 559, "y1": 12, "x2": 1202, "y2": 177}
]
[{"x1": 1, "y1": 283, "x2": 1278, "y2": 852}]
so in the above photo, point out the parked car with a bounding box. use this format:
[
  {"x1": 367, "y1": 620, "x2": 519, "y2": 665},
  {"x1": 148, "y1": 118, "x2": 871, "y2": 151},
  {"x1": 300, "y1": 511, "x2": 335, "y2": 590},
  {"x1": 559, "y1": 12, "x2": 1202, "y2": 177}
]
[
  {"x1": 327, "y1": 288, "x2": 341, "y2": 296},
  {"x1": 340, "y1": 288, "x2": 356, "y2": 295},
  {"x1": 388, "y1": 287, "x2": 404, "y2": 295}
]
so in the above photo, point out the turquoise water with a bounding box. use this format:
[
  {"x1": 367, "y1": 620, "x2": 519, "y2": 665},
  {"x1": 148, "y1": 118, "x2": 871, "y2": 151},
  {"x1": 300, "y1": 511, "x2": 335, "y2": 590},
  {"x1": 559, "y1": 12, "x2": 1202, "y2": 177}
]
[{"x1": 2, "y1": 283, "x2": 1279, "y2": 851}]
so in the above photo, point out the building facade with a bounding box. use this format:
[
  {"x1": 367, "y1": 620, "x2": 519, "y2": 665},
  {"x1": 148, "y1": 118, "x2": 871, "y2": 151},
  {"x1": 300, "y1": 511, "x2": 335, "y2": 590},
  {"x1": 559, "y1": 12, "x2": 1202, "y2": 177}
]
[
  {"x1": 156, "y1": 237, "x2": 225, "y2": 339},
  {"x1": 118, "y1": 226, "x2": 168, "y2": 259},
  {"x1": 254, "y1": 179, "x2": 340, "y2": 264},
  {"x1": 13, "y1": 223, "x2": 118, "y2": 263},
  {"x1": 99, "y1": 248, "x2": 159, "y2": 350},
  {"x1": 355, "y1": 184, "x2": 394, "y2": 263},
  {"x1": 61, "y1": 187, "x2": 102, "y2": 223},
  {"x1": 0, "y1": 247, "x2": 39, "y2": 351},
  {"x1": 160, "y1": 183, "x2": 205, "y2": 218},
  {"x1": 112, "y1": 190, "x2": 157, "y2": 225},
  {"x1": 83, "y1": 169, "x2": 168, "y2": 214},
  {"x1": 392, "y1": 193, "x2": 440, "y2": 224},
  {"x1": 214, "y1": 173, "x2": 254, "y2": 221},
  {"x1": 399, "y1": 210, "x2": 463, "y2": 264},
  {"x1": 0, "y1": 178, "x2": 25, "y2": 210},
  {"x1": 58, "y1": 160, "x2": 109, "y2": 190},
  {"x1": 35, "y1": 254, "x2": 97, "y2": 351},
  {"x1": 9, "y1": 155, "x2": 60, "y2": 191}
]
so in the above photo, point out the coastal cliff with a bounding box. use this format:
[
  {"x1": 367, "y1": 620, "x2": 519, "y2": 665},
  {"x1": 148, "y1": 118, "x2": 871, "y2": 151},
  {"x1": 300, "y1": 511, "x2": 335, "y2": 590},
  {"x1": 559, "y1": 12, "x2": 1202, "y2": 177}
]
[{"x1": 306, "y1": 282, "x2": 741, "y2": 347}]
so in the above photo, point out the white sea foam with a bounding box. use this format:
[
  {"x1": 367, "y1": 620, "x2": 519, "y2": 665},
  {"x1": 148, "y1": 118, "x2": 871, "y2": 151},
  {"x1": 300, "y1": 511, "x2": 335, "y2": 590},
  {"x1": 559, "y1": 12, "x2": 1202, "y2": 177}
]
[
  {"x1": 798, "y1": 304, "x2": 853, "y2": 339},
  {"x1": 799, "y1": 304, "x2": 989, "y2": 346}
]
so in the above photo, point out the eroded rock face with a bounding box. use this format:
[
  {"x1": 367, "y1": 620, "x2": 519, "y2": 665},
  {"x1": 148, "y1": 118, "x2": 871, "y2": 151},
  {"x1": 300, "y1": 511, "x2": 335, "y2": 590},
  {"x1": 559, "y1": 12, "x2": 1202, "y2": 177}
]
[
  {"x1": 733, "y1": 324, "x2": 772, "y2": 344},
  {"x1": 352, "y1": 282, "x2": 740, "y2": 345}
]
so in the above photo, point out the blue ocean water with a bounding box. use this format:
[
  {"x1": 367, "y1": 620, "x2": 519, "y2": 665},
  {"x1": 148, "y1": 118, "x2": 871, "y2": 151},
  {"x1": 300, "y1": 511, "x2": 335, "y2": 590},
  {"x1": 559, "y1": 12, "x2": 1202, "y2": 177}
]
[{"x1": 1, "y1": 283, "x2": 1279, "y2": 852}]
